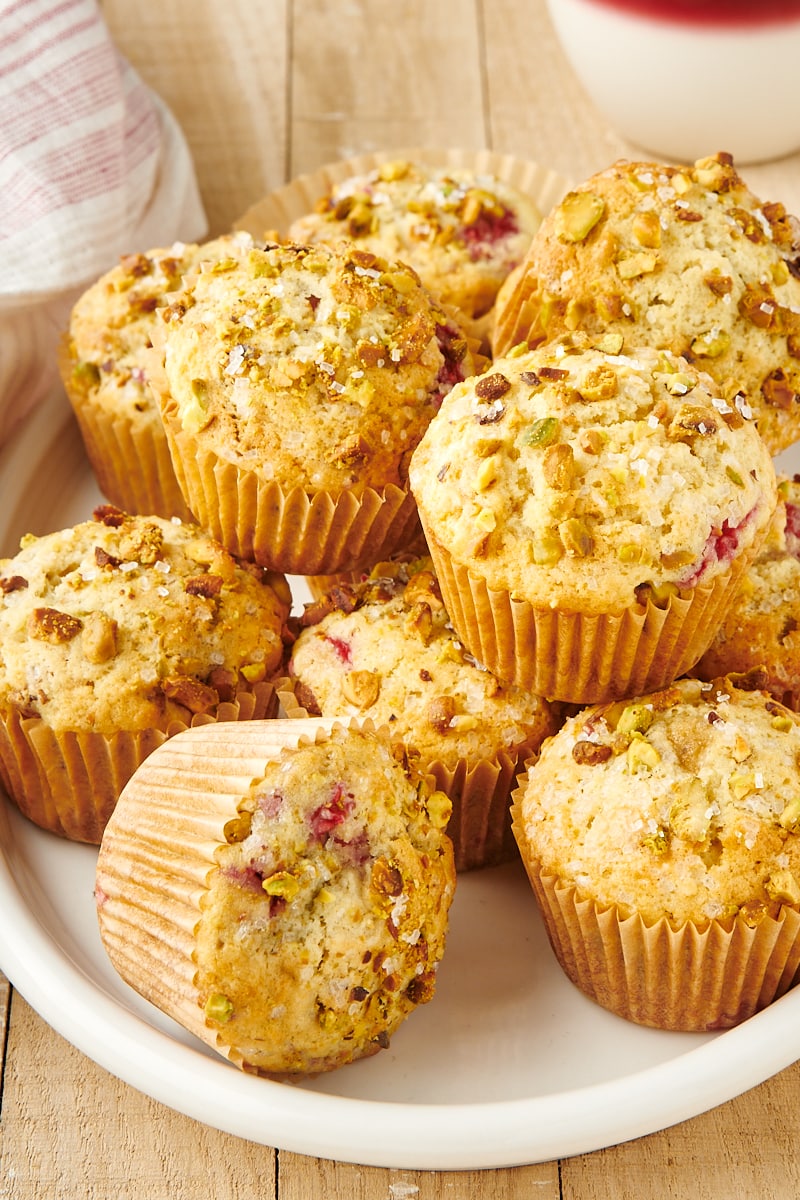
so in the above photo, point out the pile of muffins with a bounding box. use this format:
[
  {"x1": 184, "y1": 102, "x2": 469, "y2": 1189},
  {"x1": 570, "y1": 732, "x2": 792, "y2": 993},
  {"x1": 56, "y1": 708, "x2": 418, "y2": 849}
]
[{"x1": 5, "y1": 148, "x2": 800, "y2": 1076}]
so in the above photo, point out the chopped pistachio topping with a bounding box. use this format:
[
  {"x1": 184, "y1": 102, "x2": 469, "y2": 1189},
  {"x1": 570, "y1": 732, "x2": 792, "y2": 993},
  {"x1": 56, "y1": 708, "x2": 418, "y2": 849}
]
[
  {"x1": 555, "y1": 191, "x2": 605, "y2": 242},
  {"x1": 204, "y1": 993, "x2": 234, "y2": 1023},
  {"x1": 263, "y1": 870, "x2": 300, "y2": 900},
  {"x1": 523, "y1": 416, "x2": 560, "y2": 447}
]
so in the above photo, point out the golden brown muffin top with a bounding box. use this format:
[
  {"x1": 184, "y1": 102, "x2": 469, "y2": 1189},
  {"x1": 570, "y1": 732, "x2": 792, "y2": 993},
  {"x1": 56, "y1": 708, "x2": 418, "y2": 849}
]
[
  {"x1": 288, "y1": 158, "x2": 541, "y2": 321},
  {"x1": 160, "y1": 240, "x2": 477, "y2": 495},
  {"x1": 0, "y1": 507, "x2": 290, "y2": 733},
  {"x1": 287, "y1": 559, "x2": 557, "y2": 767},
  {"x1": 493, "y1": 152, "x2": 800, "y2": 454},
  {"x1": 514, "y1": 675, "x2": 800, "y2": 926},
  {"x1": 409, "y1": 338, "x2": 777, "y2": 612}
]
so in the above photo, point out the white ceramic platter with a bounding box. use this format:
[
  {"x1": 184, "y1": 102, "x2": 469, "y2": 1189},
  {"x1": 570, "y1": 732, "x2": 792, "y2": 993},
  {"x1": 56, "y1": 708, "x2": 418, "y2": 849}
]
[{"x1": 2, "y1": 388, "x2": 800, "y2": 1170}]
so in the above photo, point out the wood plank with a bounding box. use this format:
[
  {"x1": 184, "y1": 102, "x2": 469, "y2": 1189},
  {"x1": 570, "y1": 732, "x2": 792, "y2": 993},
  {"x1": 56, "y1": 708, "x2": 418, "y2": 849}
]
[
  {"x1": 0, "y1": 972, "x2": 9, "y2": 1108},
  {"x1": 561, "y1": 1061, "x2": 800, "y2": 1200},
  {"x1": 482, "y1": 0, "x2": 629, "y2": 188},
  {"x1": 277, "y1": 1152, "x2": 560, "y2": 1199},
  {"x1": 0, "y1": 995, "x2": 276, "y2": 1200},
  {"x1": 102, "y1": 0, "x2": 290, "y2": 234},
  {"x1": 289, "y1": 0, "x2": 486, "y2": 177}
]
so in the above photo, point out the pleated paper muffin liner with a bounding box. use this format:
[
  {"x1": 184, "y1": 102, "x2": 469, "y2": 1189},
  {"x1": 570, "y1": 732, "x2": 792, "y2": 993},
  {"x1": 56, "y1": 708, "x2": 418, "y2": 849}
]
[
  {"x1": 57, "y1": 336, "x2": 194, "y2": 522},
  {"x1": 95, "y1": 715, "x2": 456, "y2": 1077},
  {"x1": 276, "y1": 676, "x2": 539, "y2": 871},
  {"x1": 0, "y1": 682, "x2": 277, "y2": 844},
  {"x1": 492, "y1": 266, "x2": 550, "y2": 358},
  {"x1": 421, "y1": 526, "x2": 758, "y2": 705},
  {"x1": 156, "y1": 387, "x2": 422, "y2": 576},
  {"x1": 303, "y1": 534, "x2": 431, "y2": 602},
  {"x1": 232, "y1": 147, "x2": 572, "y2": 355},
  {"x1": 95, "y1": 716, "x2": 339, "y2": 1065},
  {"x1": 516, "y1": 866, "x2": 800, "y2": 1032}
]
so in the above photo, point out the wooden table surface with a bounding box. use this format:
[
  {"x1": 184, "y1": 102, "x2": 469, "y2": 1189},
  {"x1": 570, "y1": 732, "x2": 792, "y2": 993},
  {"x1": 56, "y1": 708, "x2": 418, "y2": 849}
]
[{"x1": 4, "y1": 1, "x2": 800, "y2": 1196}]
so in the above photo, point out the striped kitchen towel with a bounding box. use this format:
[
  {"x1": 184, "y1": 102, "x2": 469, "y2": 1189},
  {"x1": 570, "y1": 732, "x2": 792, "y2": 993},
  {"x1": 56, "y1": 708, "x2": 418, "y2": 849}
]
[{"x1": 0, "y1": 0, "x2": 207, "y2": 446}]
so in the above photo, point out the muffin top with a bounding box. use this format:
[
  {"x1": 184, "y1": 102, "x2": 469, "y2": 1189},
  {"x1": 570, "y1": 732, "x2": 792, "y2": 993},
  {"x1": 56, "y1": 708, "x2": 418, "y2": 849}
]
[
  {"x1": 195, "y1": 723, "x2": 455, "y2": 1075},
  {"x1": 287, "y1": 159, "x2": 541, "y2": 321},
  {"x1": 409, "y1": 338, "x2": 777, "y2": 612},
  {"x1": 159, "y1": 240, "x2": 476, "y2": 495},
  {"x1": 286, "y1": 559, "x2": 557, "y2": 767},
  {"x1": 513, "y1": 675, "x2": 800, "y2": 927},
  {"x1": 493, "y1": 152, "x2": 800, "y2": 454},
  {"x1": 62, "y1": 233, "x2": 254, "y2": 429},
  {"x1": 695, "y1": 475, "x2": 800, "y2": 703},
  {"x1": 0, "y1": 507, "x2": 290, "y2": 734}
]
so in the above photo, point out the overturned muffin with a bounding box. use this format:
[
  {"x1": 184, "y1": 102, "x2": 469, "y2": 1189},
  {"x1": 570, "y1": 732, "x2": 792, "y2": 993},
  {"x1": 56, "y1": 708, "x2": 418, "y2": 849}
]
[
  {"x1": 59, "y1": 233, "x2": 256, "y2": 519},
  {"x1": 695, "y1": 475, "x2": 800, "y2": 707},
  {"x1": 0, "y1": 506, "x2": 290, "y2": 841},
  {"x1": 288, "y1": 158, "x2": 541, "y2": 331},
  {"x1": 512, "y1": 675, "x2": 800, "y2": 1030},
  {"x1": 95, "y1": 719, "x2": 456, "y2": 1077},
  {"x1": 154, "y1": 240, "x2": 479, "y2": 574},
  {"x1": 493, "y1": 152, "x2": 800, "y2": 454},
  {"x1": 281, "y1": 558, "x2": 558, "y2": 870}
]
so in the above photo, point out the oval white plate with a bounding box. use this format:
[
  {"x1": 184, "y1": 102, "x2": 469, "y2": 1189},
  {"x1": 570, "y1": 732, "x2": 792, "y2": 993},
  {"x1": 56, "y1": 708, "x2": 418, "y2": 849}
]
[{"x1": 2, "y1": 389, "x2": 800, "y2": 1170}]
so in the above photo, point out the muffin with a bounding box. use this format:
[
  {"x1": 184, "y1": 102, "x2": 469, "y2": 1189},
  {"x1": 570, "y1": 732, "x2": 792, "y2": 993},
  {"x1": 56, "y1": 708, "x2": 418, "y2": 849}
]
[
  {"x1": 59, "y1": 233, "x2": 255, "y2": 519},
  {"x1": 408, "y1": 337, "x2": 777, "y2": 704},
  {"x1": 0, "y1": 506, "x2": 290, "y2": 842},
  {"x1": 152, "y1": 239, "x2": 479, "y2": 575},
  {"x1": 512, "y1": 675, "x2": 800, "y2": 1031},
  {"x1": 492, "y1": 152, "x2": 800, "y2": 454},
  {"x1": 95, "y1": 718, "x2": 456, "y2": 1077},
  {"x1": 694, "y1": 476, "x2": 800, "y2": 707},
  {"x1": 280, "y1": 558, "x2": 559, "y2": 870},
  {"x1": 287, "y1": 158, "x2": 541, "y2": 344}
]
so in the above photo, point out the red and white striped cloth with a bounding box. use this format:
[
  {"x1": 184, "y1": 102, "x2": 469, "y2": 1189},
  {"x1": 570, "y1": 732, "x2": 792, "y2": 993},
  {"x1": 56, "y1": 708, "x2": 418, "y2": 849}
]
[{"x1": 0, "y1": 0, "x2": 207, "y2": 445}]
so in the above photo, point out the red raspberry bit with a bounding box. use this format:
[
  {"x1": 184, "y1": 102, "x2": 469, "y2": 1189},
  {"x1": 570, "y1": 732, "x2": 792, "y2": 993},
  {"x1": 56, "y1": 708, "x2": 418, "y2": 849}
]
[
  {"x1": 310, "y1": 781, "x2": 355, "y2": 840},
  {"x1": 258, "y1": 788, "x2": 284, "y2": 818},
  {"x1": 324, "y1": 634, "x2": 352, "y2": 665},
  {"x1": 460, "y1": 206, "x2": 519, "y2": 260},
  {"x1": 785, "y1": 501, "x2": 800, "y2": 559}
]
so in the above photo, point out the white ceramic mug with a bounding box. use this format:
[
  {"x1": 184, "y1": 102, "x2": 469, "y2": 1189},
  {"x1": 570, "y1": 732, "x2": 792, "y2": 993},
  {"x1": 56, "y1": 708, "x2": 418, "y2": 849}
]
[{"x1": 547, "y1": 0, "x2": 800, "y2": 164}]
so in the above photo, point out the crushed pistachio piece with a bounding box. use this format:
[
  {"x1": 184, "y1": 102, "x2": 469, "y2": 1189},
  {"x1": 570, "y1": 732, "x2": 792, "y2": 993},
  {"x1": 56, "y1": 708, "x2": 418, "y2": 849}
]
[
  {"x1": 593, "y1": 333, "x2": 624, "y2": 355},
  {"x1": 631, "y1": 210, "x2": 662, "y2": 248},
  {"x1": 475, "y1": 507, "x2": 496, "y2": 533},
  {"x1": 726, "y1": 466, "x2": 744, "y2": 487},
  {"x1": 668, "y1": 777, "x2": 710, "y2": 843},
  {"x1": 204, "y1": 993, "x2": 234, "y2": 1023},
  {"x1": 559, "y1": 516, "x2": 593, "y2": 557},
  {"x1": 765, "y1": 869, "x2": 800, "y2": 906},
  {"x1": 617, "y1": 703, "x2": 654, "y2": 736},
  {"x1": 691, "y1": 328, "x2": 731, "y2": 358},
  {"x1": 523, "y1": 416, "x2": 560, "y2": 447},
  {"x1": 772, "y1": 714, "x2": 794, "y2": 733},
  {"x1": 555, "y1": 191, "x2": 605, "y2": 242},
  {"x1": 779, "y1": 797, "x2": 800, "y2": 832},
  {"x1": 532, "y1": 534, "x2": 564, "y2": 565},
  {"x1": 263, "y1": 870, "x2": 300, "y2": 900},
  {"x1": 617, "y1": 251, "x2": 658, "y2": 279},
  {"x1": 642, "y1": 826, "x2": 669, "y2": 855},
  {"x1": 627, "y1": 733, "x2": 660, "y2": 773},
  {"x1": 475, "y1": 454, "x2": 501, "y2": 491},
  {"x1": 426, "y1": 790, "x2": 453, "y2": 829}
]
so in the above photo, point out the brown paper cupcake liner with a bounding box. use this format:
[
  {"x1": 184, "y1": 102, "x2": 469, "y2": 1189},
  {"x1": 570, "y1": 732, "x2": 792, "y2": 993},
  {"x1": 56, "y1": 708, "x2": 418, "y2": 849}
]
[
  {"x1": 234, "y1": 147, "x2": 571, "y2": 252},
  {"x1": 302, "y1": 535, "x2": 432, "y2": 602},
  {"x1": 491, "y1": 270, "x2": 550, "y2": 358},
  {"x1": 157, "y1": 389, "x2": 423, "y2": 576},
  {"x1": 0, "y1": 682, "x2": 277, "y2": 844},
  {"x1": 519, "y1": 867, "x2": 800, "y2": 1031},
  {"x1": 94, "y1": 715, "x2": 365, "y2": 1067},
  {"x1": 276, "y1": 677, "x2": 532, "y2": 871},
  {"x1": 58, "y1": 337, "x2": 194, "y2": 522},
  {"x1": 422, "y1": 526, "x2": 757, "y2": 704}
]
